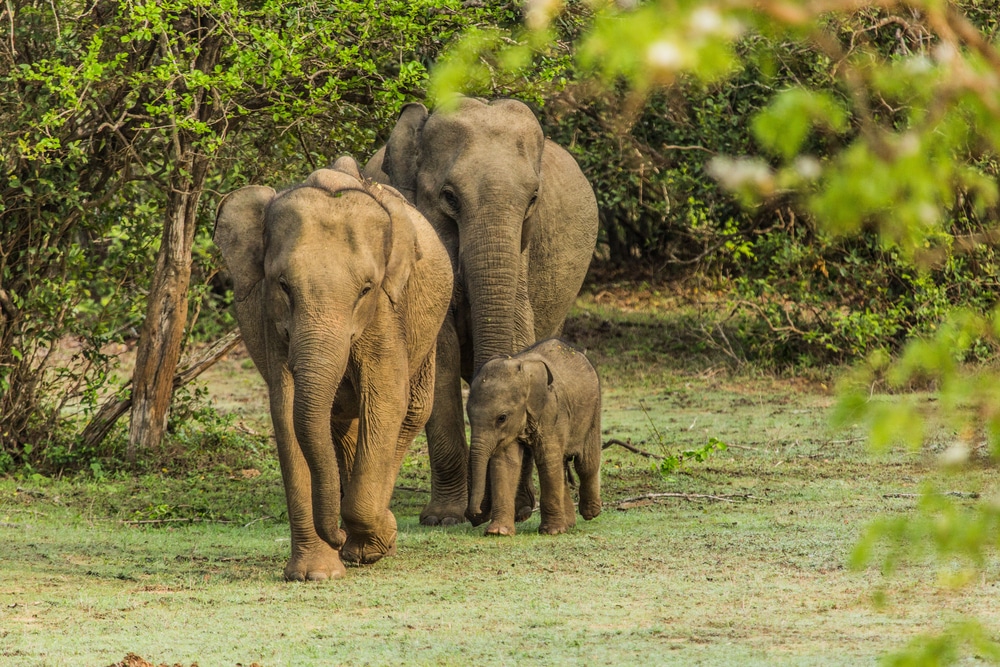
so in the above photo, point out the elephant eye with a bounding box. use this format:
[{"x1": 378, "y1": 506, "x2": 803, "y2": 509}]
[
  {"x1": 441, "y1": 188, "x2": 461, "y2": 216},
  {"x1": 359, "y1": 284, "x2": 372, "y2": 298},
  {"x1": 278, "y1": 276, "x2": 293, "y2": 304},
  {"x1": 496, "y1": 414, "x2": 507, "y2": 427},
  {"x1": 528, "y1": 191, "x2": 539, "y2": 209}
]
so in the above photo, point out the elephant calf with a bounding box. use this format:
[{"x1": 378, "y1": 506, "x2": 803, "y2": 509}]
[{"x1": 466, "y1": 339, "x2": 602, "y2": 536}]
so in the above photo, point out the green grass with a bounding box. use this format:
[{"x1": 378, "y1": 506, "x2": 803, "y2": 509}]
[{"x1": 2, "y1": 304, "x2": 999, "y2": 666}]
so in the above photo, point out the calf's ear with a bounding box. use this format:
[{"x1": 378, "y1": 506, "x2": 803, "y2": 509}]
[{"x1": 523, "y1": 359, "x2": 554, "y2": 420}]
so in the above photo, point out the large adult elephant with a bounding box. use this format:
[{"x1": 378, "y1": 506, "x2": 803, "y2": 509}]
[
  {"x1": 364, "y1": 97, "x2": 599, "y2": 526},
  {"x1": 214, "y1": 158, "x2": 452, "y2": 580}
]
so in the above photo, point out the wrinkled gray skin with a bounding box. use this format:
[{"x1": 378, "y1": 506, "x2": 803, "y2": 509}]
[
  {"x1": 214, "y1": 157, "x2": 452, "y2": 581},
  {"x1": 466, "y1": 339, "x2": 602, "y2": 536},
  {"x1": 364, "y1": 97, "x2": 599, "y2": 526}
]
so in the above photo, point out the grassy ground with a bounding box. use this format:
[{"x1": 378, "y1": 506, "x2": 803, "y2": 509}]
[{"x1": 2, "y1": 291, "x2": 999, "y2": 666}]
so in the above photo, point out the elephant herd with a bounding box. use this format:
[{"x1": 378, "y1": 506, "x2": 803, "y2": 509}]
[{"x1": 214, "y1": 96, "x2": 603, "y2": 581}]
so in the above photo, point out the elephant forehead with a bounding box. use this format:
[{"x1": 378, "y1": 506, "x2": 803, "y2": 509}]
[
  {"x1": 425, "y1": 108, "x2": 543, "y2": 160},
  {"x1": 469, "y1": 379, "x2": 524, "y2": 414},
  {"x1": 267, "y1": 188, "x2": 388, "y2": 249},
  {"x1": 471, "y1": 360, "x2": 522, "y2": 392}
]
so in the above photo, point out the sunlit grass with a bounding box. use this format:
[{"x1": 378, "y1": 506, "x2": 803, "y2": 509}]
[{"x1": 1, "y1": 304, "x2": 998, "y2": 665}]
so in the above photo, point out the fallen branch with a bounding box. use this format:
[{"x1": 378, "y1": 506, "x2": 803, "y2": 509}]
[
  {"x1": 395, "y1": 485, "x2": 428, "y2": 493},
  {"x1": 123, "y1": 517, "x2": 235, "y2": 526},
  {"x1": 883, "y1": 491, "x2": 980, "y2": 499},
  {"x1": 79, "y1": 329, "x2": 243, "y2": 451},
  {"x1": 242, "y1": 515, "x2": 274, "y2": 528},
  {"x1": 602, "y1": 438, "x2": 664, "y2": 459},
  {"x1": 724, "y1": 443, "x2": 762, "y2": 451},
  {"x1": 616, "y1": 492, "x2": 757, "y2": 507}
]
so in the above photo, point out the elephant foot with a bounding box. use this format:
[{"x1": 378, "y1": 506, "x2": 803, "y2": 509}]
[
  {"x1": 485, "y1": 522, "x2": 515, "y2": 537},
  {"x1": 515, "y1": 487, "x2": 535, "y2": 523},
  {"x1": 341, "y1": 534, "x2": 397, "y2": 565},
  {"x1": 316, "y1": 523, "x2": 347, "y2": 551},
  {"x1": 580, "y1": 501, "x2": 602, "y2": 521},
  {"x1": 466, "y1": 509, "x2": 490, "y2": 527},
  {"x1": 538, "y1": 522, "x2": 568, "y2": 536},
  {"x1": 341, "y1": 512, "x2": 397, "y2": 565},
  {"x1": 420, "y1": 499, "x2": 468, "y2": 526},
  {"x1": 284, "y1": 540, "x2": 346, "y2": 582}
]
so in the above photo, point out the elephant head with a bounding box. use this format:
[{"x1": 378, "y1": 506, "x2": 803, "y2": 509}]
[
  {"x1": 383, "y1": 97, "x2": 545, "y2": 372},
  {"x1": 466, "y1": 356, "x2": 553, "y2": 519},
  {"x1": 214, "y1": 158, "x2": 421, "y2": 542}
]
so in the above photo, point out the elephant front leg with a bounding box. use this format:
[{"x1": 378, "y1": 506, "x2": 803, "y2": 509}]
[
  {"x1": 536, "y1": 445, "x2": 572, "y2": 535},
  {"x1": 485, "y1": 443, "x2": 523, "y2": 536},
  {"x1": 515, "y1": 448, "x2": 536, "y2": 522},
  {"x1": 340, "y1": 347, "x2": 411, "y2": 564},
  {"x1": 270, "y1": 372, "x2": 346, "y2": 581},
  {"x1": 422, "y1": 317, "x2": 469, "y2": 526}
]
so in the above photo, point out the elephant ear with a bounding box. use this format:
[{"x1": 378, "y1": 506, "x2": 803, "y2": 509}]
[
  {"x1": 369, "y1": 183, "x2": 423, "y2": 306},
  {"x1": 383, "y1": 103, "x2": 429, "y2": 201},
  {"x1": 523, "y1": 358, "x2": 554, "y2": 420},
  {"x1": 520, "y1": 137, "x2": 549, "y2": 254},
  {"x1": 214, "y1": 185, "x2": 276, "y2": 301}
]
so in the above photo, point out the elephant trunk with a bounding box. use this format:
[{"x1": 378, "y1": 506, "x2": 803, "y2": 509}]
[
  {"x1": 461, "y1": 216, "x2": 529, "y2": 374},
  {"x1": 290, "y1": 329, "x2": 349, "y2": 546},
  {"x1": 467, "y1": 436, "x2": 494, "y2": 518}
]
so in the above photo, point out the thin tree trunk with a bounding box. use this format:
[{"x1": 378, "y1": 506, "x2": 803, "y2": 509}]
[
  {"x1": 127, "y1": 153, "x2": 211, "y2": 464},
  {"x1": 126, "y1": 19, "x2": 224, "y2": 465}
]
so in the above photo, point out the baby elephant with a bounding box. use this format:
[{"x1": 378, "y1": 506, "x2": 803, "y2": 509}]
[{"x1": 466, "y1": 339, "x2": 602, "y2": 536}]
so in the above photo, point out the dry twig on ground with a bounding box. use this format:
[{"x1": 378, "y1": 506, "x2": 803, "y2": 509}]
[{"x1": 616, "y1": 492, "x2": 757, "y2": 508}]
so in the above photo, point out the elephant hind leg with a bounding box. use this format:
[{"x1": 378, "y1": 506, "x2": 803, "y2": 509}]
[
  {"x1": 422, "y1": 320, "x2": 470, "y2": 526},
  {"x1": 575, "y1": 431, "x2": 602, "y2": 521},
  {"x1": 562, "y1": 474, "x2": 577, "y2": 529}
]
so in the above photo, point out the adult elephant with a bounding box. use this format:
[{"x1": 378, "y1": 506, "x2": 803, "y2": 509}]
[
  {"x1": 364, "y1": 97, "x2": 599, "y2": 526},
  {"x1": 214, "y1": 158, "x2": 452, "y2": 580}
]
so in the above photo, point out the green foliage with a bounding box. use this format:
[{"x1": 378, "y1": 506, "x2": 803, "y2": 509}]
[
  {"x1": 752, "y1": 88, "x2": 848, "y2": 160},
  {"x1": 1, "y1": 0, "x2": 511, "y2": 471},
  {"x1": 880, "y1": 620, "x2": 1000, "y2": 667},
  {"x1": 430, "y1": 3, "x2": 1000, "y2": 368},
  {"x1": 654, "y1": 436, "x2": 729, "y2": 476}
]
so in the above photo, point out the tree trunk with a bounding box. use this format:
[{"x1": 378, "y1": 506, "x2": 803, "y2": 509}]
[
  {"x1": 125, "y1": 20, "x2": 224, "y2": 465},
  {"x1": 127, "y1": 151, "x2": 211, "y2": 464}
]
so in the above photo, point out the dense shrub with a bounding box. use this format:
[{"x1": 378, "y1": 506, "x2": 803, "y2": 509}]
[
  {"x1": 0, "y1": 0, "x2": 518, "y2": 472},
  {"x1": 531, "y1": 8, "x2": 1000, "y2": 366}
]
